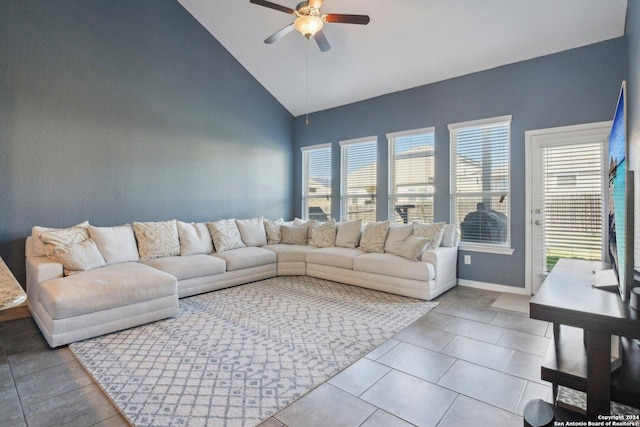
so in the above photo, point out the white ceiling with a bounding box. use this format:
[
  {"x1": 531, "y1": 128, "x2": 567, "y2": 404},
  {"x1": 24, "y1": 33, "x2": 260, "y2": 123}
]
[{"x1": 177, "y1": 0, "x2": 627, "y2": 117}]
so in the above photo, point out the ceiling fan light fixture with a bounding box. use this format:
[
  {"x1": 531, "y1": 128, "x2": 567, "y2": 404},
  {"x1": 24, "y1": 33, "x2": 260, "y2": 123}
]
[{"x1": 294, "y1": 15, "x2": 323, "y2": 38}]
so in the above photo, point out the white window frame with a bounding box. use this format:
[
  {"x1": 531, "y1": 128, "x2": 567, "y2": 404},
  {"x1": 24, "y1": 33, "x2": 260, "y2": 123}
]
[
  {"x1": 449, "y1": 115, "x2": 514, "y2": 254},
  {"x1": 301, "y1": 143, "x2": 332, "y2": 221},
  {"x1": 340, "y1": 136, "x2": 378, "y2": 223},
  {"x1": 387, "y1": 127, "x2": 435, "y2": 224}
]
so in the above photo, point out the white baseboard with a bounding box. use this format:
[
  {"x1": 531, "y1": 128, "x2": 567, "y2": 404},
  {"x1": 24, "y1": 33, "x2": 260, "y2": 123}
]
[{"x1": 457, "y1": 279, "x2": 531, "y2": 296}]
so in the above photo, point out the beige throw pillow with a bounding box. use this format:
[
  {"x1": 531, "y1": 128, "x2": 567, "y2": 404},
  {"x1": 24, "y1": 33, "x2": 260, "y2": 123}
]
[
  {"x1": 236, "y1": 217, "x2": 268, "y2": 247},
  {"x1": 264, "y1": 218, "x2": 284, "y2": 244},
  {"x1": 413, "y1": 222, "x2": 446, "y2": 250},
  {"x1": 39, "y1": 225, "x2": 90, "y2": 257},
  {"x1": 440, "y1": 224, "x2": 458, "y2": 247},
  {"x1": 309, "y1": 219, "x2": 337, "y2": 248},
  {"x1": 207, "y1": 219, "x2": 246, "y2": 253},
  {"x1": 133, "y1": 220, "x2": 181, "y2": 262},
  {"x1": 177, "y1": 221, "x2": 214, "y2": 256},
  {"x1": 359, "y1": 221, "x2": 390, "y2": 253},
  {"x1": 335, "y1": 219, "x2": 362, "y2": 248},
  {"x1": 88, "y1": 224, "x2": 139, "y2": 264},
  {"x1": 398, "y1": 235, "x2": 430, "y2": 261},
  {"x1": 384, "y1": 223, "x2": 414, "y2": 254},
  {"x1": 31, "y1": 221, "x2": 89, "y2": 257},
  {"x1": 51, "y1": 239, "x2": 106, "y2": 275},
  {"x1": 280, "y1": 225, "x2": 309, "y2": 245}
]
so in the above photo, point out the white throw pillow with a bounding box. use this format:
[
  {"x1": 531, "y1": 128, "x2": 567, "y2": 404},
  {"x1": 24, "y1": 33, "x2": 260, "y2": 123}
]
[
  {"x1": 39, "y1": 225, "x2": 90, "y2": 257},
  {"x1": 264, "y1": 218, "x2": 284, "y2": 244},
  {"x1": 384, "y1": 223, "x2": 414, "y2": 254},
  {"x1": 88, "y1": 224, "x2": 139, "y2": 264},
  {"x1": 280, "y1": 224, "x2": 309, "y2": 245},
  {"x1": 293, "y1": 218, "x2": 314, "y2": 244},
  {"x1": 440, "y1": 223, "x2": 458, "y2": 247},
  {"x1": 51, "y1": 239, "x2": 106, "y2": 275},
  {"x1": 236, "y1": 217, "x2": 268, "y2": 247},
  {"x1": 176, "y1": 221, "x2": 214, "y2": 256},
  {"x1": 359, "y1": 221, "x2": 391, "y2": 253},
  {"x1": 207, "y1": 219, "x2": 246, "y2": 252},
  {"x1": 335, "y1": 219, "x2": 362, "y2": 248},
  {"x1": 309, "y1": 219, "x2": 337, "y2": 248},
  {"x1": 133, "y1": 220, "x2": 181, "y2": 262},
  {"x1": 32, "y1": 221, "x2": 89, "y2": 257},
  {"x1": 413, "y1": 222, "x2": 446, "y2": 249},
  {"x1": 398, "y1": 235, "x2": 430, "y2": 261}
]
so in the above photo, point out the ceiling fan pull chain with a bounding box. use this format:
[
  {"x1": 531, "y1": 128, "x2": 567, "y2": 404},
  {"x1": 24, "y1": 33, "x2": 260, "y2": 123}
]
[{"x1": 306, "y1": 38, "x2": 310, "y2": 126}]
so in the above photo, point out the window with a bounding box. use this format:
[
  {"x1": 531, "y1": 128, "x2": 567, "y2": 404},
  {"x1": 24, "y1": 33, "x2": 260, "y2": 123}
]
[
  {"x1": 449, "y1": 116, "x2": 511, "y2": 247},
  {"x1": 340, "y1": 137, "x2": 377, "y2": 223},
  {"x1": 301, "y1": 143, "x2": 332, "y2": 221},
  {"x1": 388, "y1": 127, "x2": 435, "y2": 224}
]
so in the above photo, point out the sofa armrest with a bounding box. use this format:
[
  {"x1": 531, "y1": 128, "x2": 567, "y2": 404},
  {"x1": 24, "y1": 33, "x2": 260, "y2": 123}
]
[
  {"x1": 26, "y1": 255, "x2": 63, "y2": 304},
  {"x1": 421, "y1": 246, "x2": 458, "y2": 287}
]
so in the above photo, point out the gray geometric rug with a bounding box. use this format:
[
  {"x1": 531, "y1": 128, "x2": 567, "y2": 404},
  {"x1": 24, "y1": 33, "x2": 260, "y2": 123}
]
[{"x1": 69, "y1": 276, "x2": 437, "y2": 426}]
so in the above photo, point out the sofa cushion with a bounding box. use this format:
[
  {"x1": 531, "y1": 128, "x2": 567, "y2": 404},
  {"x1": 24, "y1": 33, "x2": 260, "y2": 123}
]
[
  {"x1": 413, "y1": 222, "x2": 445, "y2": 249},
  {"x1": 176, "y1": 221, "x2": 214, "y2": 256},
  {"x1": 144, "y1": 254, "x2": 226, "y2": 280},
  {"x1": 359, "y1": 220, "x2": 390, "y2": 253},
  {"x1": 133, "y1": 220, "x2": 181, "y2": 261},
  {"x1": 89, "y1": 224, "x2": 139, "y2": 264},
  {"x1": 236, "y1": 217, "x2": 268, "y2": 247},
  {"x1": 441, "y1": 224, "x2": 458, "y2": 247},
  {"x1": 384, "y1": 224, "x2": 414, "y2": 254},
  {"x1": 336, "y1": 219, "x2": 362, "y2": 248},
  {"x1": 264, "y1": 218, "x2": 284, "y2": 244},
  {"x1": 50, "y1": 239, "x2": 106, "y2": 275},
  {"x1": 207, "y1": 219, "x2": 246, "y2": 252},
  {"x1": 397, "y1": 235, "x2": 430, "y2": 261},
  {"x1": 281, "y1": 225, "x2": 308, "y2": 245},
  {"x1": 39, "y1": 262, "x2": 177, "y2": 320},
  {"x1": 353, "y1": 253, "x2": 435, "y2": 282},
  {"x1": 212, "y1": 247, "x2": 276, "y2": 271},
  {"x1": 31, "y1": 221, "x2": 89, "y2": 257},
  {"x1": 309, "y1": 219, "x2": 337, "y2": 248},
  {"x1": 39, "y1": 225, "x2": 90, "y2": 257},
  {"x1": 262, "y1": 244, "x2": 317, "y2": 262},
  {"x1": 306, "y1": 247, "x2": 367, "y2": 269}
]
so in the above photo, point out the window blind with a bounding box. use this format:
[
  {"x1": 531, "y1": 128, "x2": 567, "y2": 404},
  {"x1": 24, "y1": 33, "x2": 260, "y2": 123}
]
[
  {"x1": 388, "y1": 128, "x2": 435, "y2": 224},
  {"x1": 302, "y1": 143, "x2": 332, "y2": 221},
  {"x1": 449, "y1": 116, "x2": 511, "y2": 246},
  {"x1": 340, "y1": 137, "x2": 377, "y2": 223}
]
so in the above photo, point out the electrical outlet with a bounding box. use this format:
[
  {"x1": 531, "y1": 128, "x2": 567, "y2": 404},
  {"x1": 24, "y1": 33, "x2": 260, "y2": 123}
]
[{"x1": 464, "y1": 255, "x2": 471, "y2": 265}]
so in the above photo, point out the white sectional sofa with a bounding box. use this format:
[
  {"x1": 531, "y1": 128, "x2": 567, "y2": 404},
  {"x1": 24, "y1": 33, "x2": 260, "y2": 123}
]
[{"x1": 26, "y1": 217, "x2": 458, "y2": 347}]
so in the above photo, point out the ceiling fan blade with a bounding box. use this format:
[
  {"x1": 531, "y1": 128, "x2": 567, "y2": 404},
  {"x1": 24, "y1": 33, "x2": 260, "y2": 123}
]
[
  {"x1": 249, "y1": 0, "x2": 295, "y2": 15},
  {"x1": 323, "y1": 14, "x2": 370, "y2": 25},
  {"x1": 264, "y1": 23, "x2": 295, "y2": 44},
  {"x1": 314, "y1": 30, "x2": 331, "y2": 52}
]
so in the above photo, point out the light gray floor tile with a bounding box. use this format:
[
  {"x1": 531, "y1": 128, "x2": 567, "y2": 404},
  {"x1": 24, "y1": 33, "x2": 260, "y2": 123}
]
[
  {"x1": 502, "y1": 349, "x2": 545, "y2": 382},
  {"x1": 434, "y1": 303, "x2": 497, "y2": 323},
  {"x1": 0, "y1": 385, "x2": 27, "y2": 426},
  {"x1": 274, "y1": 383, "x2": 376, "y2": 427},
  {"x1": 443, "y1": 317, "x2": 505, "y2": 343},
  {"x1": 256, "y1": 417, "x2": 285, "y2": 427},
  {"x1": 328, "y1": 358, "x2": 391, "y2": 396},
  {"x1": 490, "y1": 312, "x2": 548, "y2": 336},
  {"x1": 438, "y1": 394, "x2": 523, "y2": 427},
  {"x1": 497, "y1": 329, "x2": 551, "y2": 356},
  {"x1": 516, "y1": 381, "x2": 553, "y2": 416},
  {"x1": 361, "y1": 409, "x2": 414, "y2": 427},
  {"x1": 8, "y1": 346, "x2": 76, "y2": 378},
  {"x1": 90, "y1": 413, "x2": 132, "y2": 427},
  {"x1": 361, "y1": 370, "x2": 457, "y2": 427},
  {"x1": 376, "y1": 342, "x2": 455, "y2": 383},
  {"x1": 440, "y1": 335, "x2": 514, "y2": 371},
  {"x1": 365, "y1": 338, "x2": 401, "y2": 360},
  {"x1": 437, "y1": 360, "x2": 527, "y2": 412},
  {"x1": 414, "y1": 311, "x2": 456, "y2": 330},
  {"x1": 393, "y1": 322, "x2": 455, "y2": 352}
]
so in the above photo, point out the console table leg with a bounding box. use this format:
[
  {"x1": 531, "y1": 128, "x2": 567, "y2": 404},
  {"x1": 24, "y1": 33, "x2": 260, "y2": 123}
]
[{"x1": 586, "y1": 330, "x2": 611, "y2": 416}]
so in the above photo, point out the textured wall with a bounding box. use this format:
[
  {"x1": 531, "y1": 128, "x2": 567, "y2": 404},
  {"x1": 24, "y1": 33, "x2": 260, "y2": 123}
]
[
  {"x1": 0, "y1": 0, "x2": 294, "y2": 283},
  {"x1": 293, "y1": 38, "x2": 627, "y2": 289}
]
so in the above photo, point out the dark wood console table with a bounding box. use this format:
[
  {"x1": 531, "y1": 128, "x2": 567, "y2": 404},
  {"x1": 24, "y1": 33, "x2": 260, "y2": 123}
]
[{"x1": 529, "y1": 258, "x2": 640, "y2": 417}]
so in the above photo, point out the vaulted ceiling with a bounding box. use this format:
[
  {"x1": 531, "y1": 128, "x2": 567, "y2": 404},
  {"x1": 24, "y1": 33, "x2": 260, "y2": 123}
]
[{"x1": 178, "y1": 0, "x2": 628, "y2": 117}]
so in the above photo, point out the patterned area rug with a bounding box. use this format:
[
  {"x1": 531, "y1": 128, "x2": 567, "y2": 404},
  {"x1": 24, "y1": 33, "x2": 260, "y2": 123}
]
[{"x1": 69, "y1": 276, "x2": 437, "y2": 426}]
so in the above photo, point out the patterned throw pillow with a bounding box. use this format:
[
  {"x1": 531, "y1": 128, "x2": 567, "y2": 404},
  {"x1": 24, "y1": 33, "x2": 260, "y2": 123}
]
[
  {"x1": 133, "y1": 220, "x2": 181, "y2": 262},
  {"x1": 39, "y1": 225, "x2": 90, "y2": 257},
  {"x1": 51, "y1": 239, "x2": 106, "y2": 275},
  {"x1": 359, "y1": 221, "x2": 391, "y2": 253},
  {"x1": 309, "y1": 219, "x2": 337, "y2": 248},
  {"x1": 31, "y1": 221, "x2": 89, "y2": 257},
  {"x1": 264, "y1": 218, "x2": 284, "y2": 244},
  {"x1": 88, "y1": 224, "x2": 139, "y2": 264},
  {"x1": 335, "y1": 219, "x2": 362, "y2": 248},
  {"x1": 207, "y1": 219, "x2": 246, "y2": 253},
  {"x1": 293, "y1": 218, "x2": 314, "y2": 244},
  {"x1": 397, "y1": 235, "x2": 430, "y2": 261},
  {"x1": 413, "y1": 222, "x2": 446, "y2": 250},
  {"x1": 236, "y1": 217, "x2": 268, "y2": 247},
  {"x1": 384, "y1": 223, "x2": 414, "y2": 254},
  {"x1": 176, "y1": 221, "x2": 214, "y2": 256},
  {"x1": 280, "y1": 225, "x2": 309, "y2": 245}
]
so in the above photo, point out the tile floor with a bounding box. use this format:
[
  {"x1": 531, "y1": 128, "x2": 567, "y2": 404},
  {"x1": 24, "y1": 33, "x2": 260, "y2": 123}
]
[{"x1": 0, "y1": 286, "x2": 555, "y2": 427}]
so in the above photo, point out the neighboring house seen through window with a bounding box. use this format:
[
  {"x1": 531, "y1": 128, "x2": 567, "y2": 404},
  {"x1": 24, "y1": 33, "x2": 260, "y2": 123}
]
[{"x1": 340, "y1": 137, "x2": 378, "y2": 223}]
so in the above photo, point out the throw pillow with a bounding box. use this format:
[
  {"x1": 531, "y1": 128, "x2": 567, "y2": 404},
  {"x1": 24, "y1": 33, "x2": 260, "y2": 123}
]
[
  {"x1": 293, "y1": 218, "x2": 314, "y2": 244},
  {"x1": 440, "y1": 223, "x2": 458, "y2": 247},
  {"x1": 398, "y1": 235, "x2": 430, "y2": 261},
  {"x1": 133, "y1": 220, "x2": 181, "y2": 262},
  {"x1": 413, "y1": 222, "x2": 446, "y2": 249},
  {"x1": 263, "y1": 218, "x2": 284, "y2": 244},
  {"x1": 335, "y1": 219, "x2": 362, "y2": 248},
  {"x1": 359, "y1": 221, "x2": 391, "y2": 253},
  {"x1": 207, "y1": 219, "x2": 246, "y2": 252},
  {"x1": 236, "y1": 217, "x2": 268, "y2": 247},
  {"x1": 88, "y1": 224, "x2": 139, "y2": 264},
  {"x1": 384, "y1": 223, "x2": 414, "y2": 254},
  {"x1": 50, "y1": 239, "x2": 106, "y2": 275},
  {"x1": 280, "y1": 224, "x2": 309, "y2": 245},
  {"x1": 39, "y1": 225, "x2": 90, "y2": 257},
  {"x1": 31, "y1": 221, "x2": 90, "y2": 257},
  {"x1": 176, "y1": 221, "x2": 214, "y2": 256},
  {"x1": 309, "y1": 219, "x2": 337, "y2": 248}
]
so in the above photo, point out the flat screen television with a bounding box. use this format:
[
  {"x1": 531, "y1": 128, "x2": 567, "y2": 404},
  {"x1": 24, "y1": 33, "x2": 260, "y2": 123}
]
[{"x1": 607, "y1": 80, "x2": 634, "y2": 302}]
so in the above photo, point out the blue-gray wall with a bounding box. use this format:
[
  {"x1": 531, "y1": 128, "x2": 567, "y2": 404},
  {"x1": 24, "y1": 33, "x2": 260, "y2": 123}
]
[
  {"x1": 627, "y1": 1, "x2": 640, "y2": 263},
  {"x1": 0, "y1": 0, "x2": 294, "y2": 284},
  {"x1": 293, "y1": 38, "x2": 627, "y2": 289}
]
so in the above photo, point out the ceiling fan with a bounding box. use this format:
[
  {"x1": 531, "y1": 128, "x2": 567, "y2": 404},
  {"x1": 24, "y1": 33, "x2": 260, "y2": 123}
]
[{"x1": 250, "y1": 0, "x2": 370, "y2": 52}]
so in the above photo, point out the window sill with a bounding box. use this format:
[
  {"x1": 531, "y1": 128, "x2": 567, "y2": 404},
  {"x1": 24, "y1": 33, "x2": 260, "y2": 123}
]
[{"x1": 459, "y1": 244, "x2": 515, "y2": 255}]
